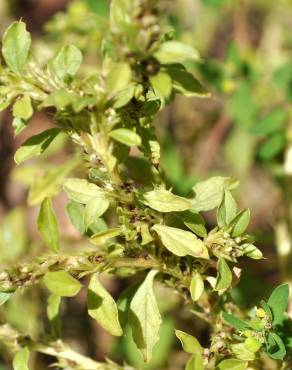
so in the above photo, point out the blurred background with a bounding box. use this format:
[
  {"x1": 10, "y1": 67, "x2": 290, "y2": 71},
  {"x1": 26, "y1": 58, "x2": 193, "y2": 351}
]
[{"x1": 0, "y1": 0, "x2": 291, "y2": 369}]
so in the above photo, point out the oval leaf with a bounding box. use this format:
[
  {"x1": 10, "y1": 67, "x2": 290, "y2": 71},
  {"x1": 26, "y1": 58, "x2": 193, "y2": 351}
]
[
  {"x1": 84, "y1": 196, "x2": 109, "y2": 229},
  {"x1": 88, "y1": 273, "x2": 122, "y2": 336},
  {"x1": 14, "y1": 128, "x2": 61, "y2": 165},
  {"x1": 13, "y1": 347, "x2": 30, "y2": 370},
  {"x1": 2, "y1": 21, "x2": 31, "y2": 74},
  {"x1": 44, "y1": 271, "x2": 82, "y2": 297},
  {"x1": 129, "y1": 270, "x2": 162, "y2": 363},
  {"x1": 63, "y1": 178, "x2": 105, "y2": 204},
  {"x1": 175, "y1": 330, "x2": 202, "y2": 354},
  {"x1": 214, "y1": 258, "x2": 232, "y2": 291},
  {"x1": 190, "y1": 272, "x2": 204, "y2": 302},
  {"x1": 143, "y1": 189, "x2": 192, "y2": 212},
  {"x1": 153, "y1": 224, "x2": 209, "y2": 259},
  {"x1": 217, "y1": 359, "x2": 248, "y2": 370},
  {"x1": 37, "y1": 198, "x2": 60, "y2": 252},
  {"x1": 109, "y1": 128, "x2": 141, "y2": 146}
]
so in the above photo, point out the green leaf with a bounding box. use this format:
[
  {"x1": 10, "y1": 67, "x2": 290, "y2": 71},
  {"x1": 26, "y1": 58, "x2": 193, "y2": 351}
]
[
  {"x1": 129, "y1": 270, "x2": 162, "y2": 363},
  {"x1": 267, "y1": 284, "x2": 289, "y2": 325},
  {"x1": 192, "y1": 177, "x2": 239, "y2": 212},
  {"x1": 251, "y1": 109, "x2": 286, "y2": 136},
  {"x1": 44, "y1": 271, "x2": 82, "y2": 297},
  {"x1": 231, "y1": 342, "x2": 255, "y2": 361},
  {"x1": 47, "y1": 294, "x2": 61, "y2": 337},
  {"x1": 90, "y1": 228, "x2": 121, "y2": 245},
  {"x1": 66, "y1": 201, "x2": 85, "y2": 234},
  {"x1": 142, "y1": 189, "x2": 192, "y2": 212},
  {"x1": 231, "y1": 209, "x2": 250, "y2": 237},
  {"x1": 112, "y1": 83, "x2": 136, "y2": 108},
  {"x1": 260, "y1": 300, "x2": 273, "y2": 320},
  {"x1": 110, "y1": 0, "x2": 131, "y2": 31},
  {"x1": 63, "y1": 178, "x2": 105, "y2": 204},
  {"x1": 258, "y1": 132, "x2": 285, "y2": 160},
  {"x1": 217, "y1": 359, "x2": 248, "y2": 370},
  {"x1": 14, "y1": 128, "x2": 61, "y2": 164},
  {"x1": 12, "y1": 117, "x2": 27, "y2": 136},
  {"x1": 154, "y1": 41, "x2": 199, "y2": 64},
  {"x1": 189, "y1": 272, "x2": 204, "y2": 302},
  {"x1": 150, "y1": 72, "x2": 172, "y2": 100},
  {"x1": 153, "y1": 224, "x2": 209, "y2": 259},
  {"x1": 222, "y1": 312, "x2": 250, "y2": 332},
  {"x1": 37, "y1": 198, "x2": 60, "y2": 252},
  {"x1": 217, "y1": 190, "x2": 237, "y2": 227},
  {"x1": 2, "y1": 21, "x2": 31, "y2": 74},
  {"x1": 242, "y1": 244, "x2": 263, "y2": 259},
  {"x1": 13, "y1": 96, "x2": 33, "y2": 120},
  {"x1": 175, "y1": 330, "x2": 202, "y2": 354},
  {"x1": 88, "y1": 273, "x2": 122, "y2": 336},
  {"x1": 166, "y1": 68, "x2": 210, "y2": 97},
  {"x1": 180, "y1": 211, "x2": 207, "y2": 238},
  {"x1": 185, "y1": 354, "x2": 204, "y2": 370},
  {"x1": 86, "y1": 0, "x2": 109, "y2": 17},
  {"x1": 215, "y1": 258, "x2": 232, "y2": 291},
  {"x1": 13, "y1": 347, "x2": 30, "y2": 370},
  {"x1": 28, "y1": 158, "x2": 78, "y2": 205},
  {"x1": 107, "y1": 62, "x2": 132, "y2": 95},
  {"x1": 117, "y1": 282, "x2": 140, "y2": 328},
  {"x1": 109, "y1": 128, "x2": 141, "y2": 147},
  {"x1": 267, "y1": 332, "x2": 286, "y2": 360},
  {"x1": 49, "y1": 44, "x2": 82, "y2": 81},
  {"x1": 244, "y1": 337, "x2": 261, "y2": 353},
  {"x1": 84, "y1": 196, "x2": 109, "y2": 229},
  {"x1": 0, "y1": 292, "x2": 12, "y2": 305}
]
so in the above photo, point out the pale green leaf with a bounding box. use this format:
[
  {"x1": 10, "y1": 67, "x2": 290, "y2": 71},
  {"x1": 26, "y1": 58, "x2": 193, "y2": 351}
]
[
  {"x1": 214, "y1": 258, "x2": 232, "y2": 291},
  {"x1": 84, "y1": 196, "x2": 109, "y2": 229},
  {"x1": 14, "y1": 128, "x2": 61, "y2": 164},
  {"x1": 192, "y1": 177, "x2": 239, "y2": 212},
  {"x1": 142, "y1": 189, "x2": 192, "y2": 212},
  {"x1": 231, "y1": 343, "x2": 255, "y2": 361},
  {"x1": 28, "y1": 159, "x2": 78, "y2": 205},
  {"x1": 154, "y1": 41, "x2": 199, "y2": 64},
  {"x1": 217, "y1": 359, "x2": 248, "y2": 370},
  {"x1": 49, "y1": 44, "x2": 82, "y2": 81},
  {"x1": 107, "y1": 62, "x2": 132, "y2": 95},
  {"x1": 0, "y1": 292, "x2": 12, "y2": 306},
  {"x1": 231, "y1": 209, "x2": 250, "y2": 237},
  {"x1": 88, "y1": 273, "x2": 123, "y2": 336},
  {"x1": 150, "y1": 72, "x2": 172, "y2": 100},
  {"x1": 153, "y1": 225, "x2": 209, "y2": 259},
  {"x1": 189, "y1": 272, "x2": 204, "y2": 302},
  {"x1": 37, "y1": 198, "x2": 60, "y2": 252},
  {"x1": 13, "y1": 95, "x2": 33, "y2": 120},
  {"x1": 242, "y1": 244, "x2": 263, "y2": 259},
  {"x1": 90, "y1": 228, "x2": 121, "y2": 245},
  {"x1": 2, "y1": 21, "x2": 31, "y2": 74},
  {"x1": 185, "y1": 354, "x2": 204, "y2": 370},
  {"x1": 175, "y1": 330, "x2": 202, "y2": 354},
  {"x1": 63, "y1": 178, "x2": 105, "y2": 204},
  {"x1": 44, "y1": 271, "x2": 82, "y2": 297},
  {"x1": 217, "y1": 190, "x2": 237, "y2": 227},
  {"x1": 109, "y1": 129, "x2": 141, "y2": 147},
  {"x1": 13, "y1": 347, "x2": 30, "y2": 370},
  {"x1": 129, "y1": 270, "x2": 162, "y2": 362},
  {"x1": 66, "y1": 201, "x2": 85, "y2": 234},
  {"x1": 47, "y1": 294, "x2": 61, "y2": 337}
]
